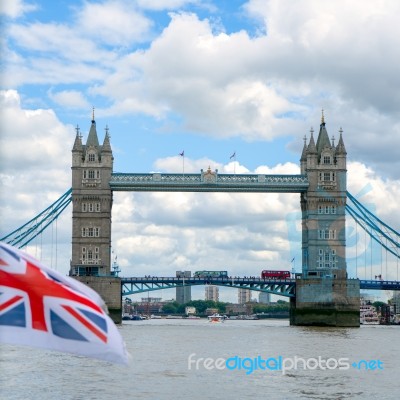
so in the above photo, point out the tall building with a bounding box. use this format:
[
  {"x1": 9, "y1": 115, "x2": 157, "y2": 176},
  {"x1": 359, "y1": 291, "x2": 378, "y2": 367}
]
[
  {"x1": 176, "y1": 271, "x2": 191, "y2": 304},
  {"x1": 70, "y1": 113, "x2": 113, "y2": 276},
  {"x1": 259, "y1": 292, "x2": 271, "y2": 304},
  {"x1": 205, "y1": 285, "x2": 219, "y2": 302},
  {"x1": 300, "y1": 112, "x2": 347, "y2": 279},
  {"x1": 238, "y1": 288, "x2": 251, "y2": 304},
  {"x1": 392, "y1": 292, "x2": 400, "y2": 314}
]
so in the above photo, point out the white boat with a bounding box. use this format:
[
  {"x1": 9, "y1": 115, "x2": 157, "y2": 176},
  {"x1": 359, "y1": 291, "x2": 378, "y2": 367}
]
[
  {"x1": 360, "y1": 302, "x2": 380, "y2": 325},
  {"x1": 207, "y1": 313, "x2": 227, "y2": 323}
]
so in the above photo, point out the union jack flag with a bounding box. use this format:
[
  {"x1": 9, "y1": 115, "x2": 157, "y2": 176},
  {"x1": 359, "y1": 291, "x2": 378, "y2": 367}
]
[{"x1": 0, "y1": 242, "x2": 129, "y2": 364}]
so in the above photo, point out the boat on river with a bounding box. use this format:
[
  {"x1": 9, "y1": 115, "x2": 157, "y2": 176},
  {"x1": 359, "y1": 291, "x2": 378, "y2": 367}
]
[
  {"x1": 360, "y1": 302, "x2": 380, "y2": 325},
  {"x1": 207, "y1": 313, "x2": 227, "y2": 323}
]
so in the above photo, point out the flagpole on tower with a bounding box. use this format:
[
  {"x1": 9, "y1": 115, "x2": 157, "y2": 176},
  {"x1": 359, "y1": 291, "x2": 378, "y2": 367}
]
[
  {"x1": 179, "y1": 150, "x2": 185, "y2": 175},
  {"x1": 230, "y1": 151, "x2": 236, "y2": 174}
]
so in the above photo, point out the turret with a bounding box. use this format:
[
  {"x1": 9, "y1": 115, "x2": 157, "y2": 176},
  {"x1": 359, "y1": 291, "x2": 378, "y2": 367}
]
[
  {"x1": 306, "y1": 127, "x2": 318, "y2": 169},
  {"x1": 335, "y1": 127, "x2": 347, "y2": 169},
  {"x1": 72, "y1": 125, "x2": 83, "y2": 167}
]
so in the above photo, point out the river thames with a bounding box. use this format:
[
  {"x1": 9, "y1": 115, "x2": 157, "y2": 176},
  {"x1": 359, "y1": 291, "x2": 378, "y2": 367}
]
[{"x1": 1, "y1": 319, "x2": 399, "y2": 400}]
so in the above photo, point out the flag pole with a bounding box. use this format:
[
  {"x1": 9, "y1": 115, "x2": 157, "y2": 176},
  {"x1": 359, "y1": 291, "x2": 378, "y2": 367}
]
[
  {"x1": 179, "y1": 150, "x2": 185, "y2": 176},
  {"x1": 230, "y1": 151, "x2": 236, "y2": 174}
]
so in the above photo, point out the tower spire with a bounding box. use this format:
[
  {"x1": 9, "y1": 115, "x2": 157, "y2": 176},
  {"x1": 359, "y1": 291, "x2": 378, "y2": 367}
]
[
  {"x1": 92, "y1": 106, "x2": 95, "y2": 123},
  {"x1": 321, "y1": 109, "x2": 325, "y2": 125},
  {"x1": 307, "y1": 127, "x2": 317, "y2": 153},
  {"x1": 72, "y1": 124, "x2": 83, "y2": 152},
  {"x1": 336, "y1": 127, "x2": 347, "y2": 155}
]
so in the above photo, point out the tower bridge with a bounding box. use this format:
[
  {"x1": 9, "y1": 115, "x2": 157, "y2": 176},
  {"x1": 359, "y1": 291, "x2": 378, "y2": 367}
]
[
  {"x1": 68, "y1": 111, "x2": 366, "y2": 326},
  {"x1": 2, "y1": 112, "x2": 400, "y2": 326}
]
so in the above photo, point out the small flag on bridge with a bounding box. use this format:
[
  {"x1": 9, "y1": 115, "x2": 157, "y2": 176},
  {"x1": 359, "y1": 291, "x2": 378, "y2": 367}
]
[{"x1": 0, "y1": 242, "x2": 129, "y2": 365}]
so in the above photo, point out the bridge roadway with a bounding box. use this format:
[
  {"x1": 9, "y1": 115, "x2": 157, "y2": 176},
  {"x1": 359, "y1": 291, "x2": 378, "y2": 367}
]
[{"x1": 120, "y1": 276, "x2": 400, "y2": 297}]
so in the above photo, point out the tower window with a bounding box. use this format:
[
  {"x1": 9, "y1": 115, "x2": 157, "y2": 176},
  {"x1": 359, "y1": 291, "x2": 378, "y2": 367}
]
[
  {"x1": 82, "y1": 202, "x2": 101, "y2": 212},
  {"x1": 318, "y1": 229, "x2": 336, "y2": 240},
  {"x1": 323, "y1": 156, "x2": 331, "y2": 164},
  {"x1": 88, "y1": 154, "x2": 95, "y2": 162},
  {"x1": 81, "y1": 227, "x2": 100, "y2": 237}
]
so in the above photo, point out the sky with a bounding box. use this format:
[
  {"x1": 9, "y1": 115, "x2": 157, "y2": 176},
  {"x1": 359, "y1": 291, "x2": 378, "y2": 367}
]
[{"x1": 1, "y1": 0, "x2": 400, "y2": 303}]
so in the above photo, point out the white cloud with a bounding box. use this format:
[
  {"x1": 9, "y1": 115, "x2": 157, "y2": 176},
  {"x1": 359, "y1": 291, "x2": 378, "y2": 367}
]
[
  {"x1": 137, "y1": 0, "x2": 200, "y2": 11},
  {"x1": 76, "y1": 1, "x2": 152, "y2": 46},
  {"x1": 0, "y1": 0, "x2": 36, "y2": 18},
  {"x1": 48, "y1": 89, "x2": 90, "y2": 109},
  {"x1": 347, "y1": 161, "x2": 400, "y2": 229},
  {"x1": 93, "y1": 12, "x2": 301, "y2": 139},
  {"x1": 0, "y1": 90, "x2": 72, "y2": 249},
  {"x1": 244, "y1": 0, "x2": 400, "y2": 113},
  {"x1": 4, "y1": 0, "x2": 400, "y2": 166}
]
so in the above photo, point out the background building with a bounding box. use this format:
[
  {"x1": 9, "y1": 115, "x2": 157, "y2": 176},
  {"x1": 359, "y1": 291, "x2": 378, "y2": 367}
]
[
  {"x1": 392, "y1": 292, "x2": 400, "y2": 314},
  {"x1": 205, "y1": 285, "x2": 219, "y2": 302},
  {"x1": 176, "y1": 271, "x2": 191, "y2": 304},
  {"x1": 135, "y1": 297, "x2": 164, "y2": 315},
  {"x1": 238, "y1": 288, "x2": 251, "y2": 304},
  {"x1": 259, "y1": 292, "x2": 271, "y2": 304}
]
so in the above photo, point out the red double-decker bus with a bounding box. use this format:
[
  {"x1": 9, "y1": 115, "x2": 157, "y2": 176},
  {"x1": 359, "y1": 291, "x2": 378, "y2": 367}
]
[{"x1": 261, "y1": 270, "x2": 291, "y2": 279}]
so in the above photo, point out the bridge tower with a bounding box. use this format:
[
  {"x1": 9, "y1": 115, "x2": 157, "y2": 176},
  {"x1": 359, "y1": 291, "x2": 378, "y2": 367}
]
[
  {"x1": 291, "y1": 112, "x2": 360, "y2": 326},
  {"x1": 70, "y1": 113, "x2": 121, "y2": 323},
  {"x1": 300, "y1": 111, "x2": 347, "y2": 279}
]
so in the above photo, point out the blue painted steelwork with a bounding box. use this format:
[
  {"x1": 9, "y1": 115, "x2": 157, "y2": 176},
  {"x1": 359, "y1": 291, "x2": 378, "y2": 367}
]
[
  {"x1": 121, "y1": 276, "x2": 296, "y2": 297},
  {"x1": 121, "y1": 277, "x2": 400, "y2": 296},
  {"x1": 110, "y1": 172, "x2": 309, "y2": 193},
  {"x1": 346, "y1": 191, "x2": 400, "y2": 259},
  {"x1": 360, "y1": 280, "x2": 400, "y2": 291},
  {"x1": 0, "y1": 189, "x2": 72, "y2": 249}
]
